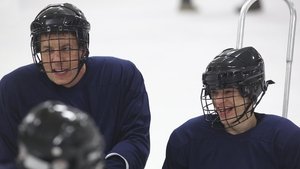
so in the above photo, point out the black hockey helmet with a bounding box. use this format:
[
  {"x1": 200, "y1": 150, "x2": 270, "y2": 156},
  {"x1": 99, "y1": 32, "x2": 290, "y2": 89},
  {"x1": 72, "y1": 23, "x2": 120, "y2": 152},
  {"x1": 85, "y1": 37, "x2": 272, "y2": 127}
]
[
  {"x1": 202, "y1": 46, "x2": 270, "y2": 102},
  {"x1": 30, "y1": 3, "x2": 90, "y2": 71},
  {"x1": 200, "y1": 47, "x2": 274, "y2": 127},
  {"x1": 17, "y1": 101, "x2": 104, "y2": 169}
]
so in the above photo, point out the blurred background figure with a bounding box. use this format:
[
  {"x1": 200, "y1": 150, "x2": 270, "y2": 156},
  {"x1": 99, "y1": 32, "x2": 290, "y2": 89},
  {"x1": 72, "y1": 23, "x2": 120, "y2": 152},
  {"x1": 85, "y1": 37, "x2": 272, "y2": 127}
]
[
  {"x1": 179, "y1": 0, "x2": 262, "y2": 13},
  {"x1": 179, "y1": 0, "x2": 197, "y2": 11},
  {"x1": 17, "y1": 101, "x2": 105, "y2": 169},
  {"x1": 236, "y1": 0, "x2": 262, "y2": 12}
]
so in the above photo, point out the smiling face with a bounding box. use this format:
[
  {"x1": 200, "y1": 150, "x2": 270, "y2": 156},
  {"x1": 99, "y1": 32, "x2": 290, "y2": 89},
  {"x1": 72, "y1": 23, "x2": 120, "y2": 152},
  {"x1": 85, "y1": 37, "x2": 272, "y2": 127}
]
[
  {"x1": 40, "y1": 32, "x2": 86, "y2": 87},
  {"x1": 210, "y1": 88, "x2": 252, "y2": 128}
]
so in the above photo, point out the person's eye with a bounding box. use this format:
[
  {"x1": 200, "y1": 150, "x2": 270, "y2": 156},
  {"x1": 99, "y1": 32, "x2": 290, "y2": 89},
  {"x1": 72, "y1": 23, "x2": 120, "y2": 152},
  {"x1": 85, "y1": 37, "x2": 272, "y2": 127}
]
[
  {"x1": 224, "y1": 90, "x2": 233, "y2": 95},
  {"x1": 41, "y1": 48, "x2": 50, "y2": 53},
  {"x1": 61, "y1": 46, "x2": 71, "y2": 51}
]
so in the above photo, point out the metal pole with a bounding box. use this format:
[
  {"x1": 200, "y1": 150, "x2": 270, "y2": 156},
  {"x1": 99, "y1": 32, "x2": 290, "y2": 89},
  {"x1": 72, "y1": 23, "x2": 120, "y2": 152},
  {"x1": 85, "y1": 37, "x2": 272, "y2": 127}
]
[
  {"x1": 282, "y1": 0, "x2": 297, "y2": 118},
  {"x1": 236, "y1": 0, "x2": 258, "y2": 49},
  {"x1": 236, "y1": 0, "x2": 297, "y2": 118}
]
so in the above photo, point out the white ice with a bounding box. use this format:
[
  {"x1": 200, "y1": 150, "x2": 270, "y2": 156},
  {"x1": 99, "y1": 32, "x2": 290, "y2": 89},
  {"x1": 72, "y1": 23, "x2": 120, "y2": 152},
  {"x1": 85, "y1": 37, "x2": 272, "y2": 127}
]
[{"x1": 0, "y1": 0, "x2": 299, "y2": 168}]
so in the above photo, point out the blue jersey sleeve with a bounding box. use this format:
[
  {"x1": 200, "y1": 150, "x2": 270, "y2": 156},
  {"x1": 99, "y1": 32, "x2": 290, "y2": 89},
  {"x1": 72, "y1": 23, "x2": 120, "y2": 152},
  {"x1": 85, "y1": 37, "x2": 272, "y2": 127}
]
[
  {"x1": 103, "y1": 60, "x2": 151, "y2": 169},
  {"x1": 0, "y1": 75, "x2": 19, "y2": 168}
]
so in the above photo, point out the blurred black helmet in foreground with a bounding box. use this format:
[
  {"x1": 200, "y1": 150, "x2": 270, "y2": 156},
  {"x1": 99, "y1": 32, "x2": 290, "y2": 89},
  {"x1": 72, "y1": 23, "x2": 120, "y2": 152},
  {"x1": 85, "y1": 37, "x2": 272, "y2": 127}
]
[{"x1": 17, "y1": 100, "x2": 105, "y2": 169}]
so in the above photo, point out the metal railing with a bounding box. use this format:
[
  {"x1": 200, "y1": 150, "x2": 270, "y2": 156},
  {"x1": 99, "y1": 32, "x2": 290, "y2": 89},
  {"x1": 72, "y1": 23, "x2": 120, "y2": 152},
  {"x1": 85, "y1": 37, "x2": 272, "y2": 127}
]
[{"x1": 236, "y1": 0, "x2": 297, "y2": 118}]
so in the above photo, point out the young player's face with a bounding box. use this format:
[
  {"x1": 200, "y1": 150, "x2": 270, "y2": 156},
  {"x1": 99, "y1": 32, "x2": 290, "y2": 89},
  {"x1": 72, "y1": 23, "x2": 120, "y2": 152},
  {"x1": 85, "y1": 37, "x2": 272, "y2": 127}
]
[
  {"x1": 40, "y1": 32, "x2": 85, "y2": 87},
  {"x1": 211, "y1": 88, "x2": 251, "y2": 127}
]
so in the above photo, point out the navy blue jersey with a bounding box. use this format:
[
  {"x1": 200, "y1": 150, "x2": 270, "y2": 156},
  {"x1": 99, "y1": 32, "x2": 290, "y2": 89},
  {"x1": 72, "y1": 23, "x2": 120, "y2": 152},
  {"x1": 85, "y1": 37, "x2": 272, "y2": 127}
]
[
  {"x1": 162, "y1": 113, "x2": 300, "y2": 169},
  {"x1": 0, "y1": 57, "x2": 151, "y2": 169}
]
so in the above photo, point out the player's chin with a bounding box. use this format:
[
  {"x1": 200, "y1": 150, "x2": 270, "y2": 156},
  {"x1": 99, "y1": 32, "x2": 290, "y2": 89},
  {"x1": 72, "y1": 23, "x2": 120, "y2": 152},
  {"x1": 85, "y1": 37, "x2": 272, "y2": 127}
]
[
  {"x1": 48, "y1": 73, "x2": 75, "y2": 85},
  {"x1": 217, "y1": 109, "x2": 234, "y2": 120},
  {"x1": 220, "y1": 115, "x2": 238, "y2": 125}
]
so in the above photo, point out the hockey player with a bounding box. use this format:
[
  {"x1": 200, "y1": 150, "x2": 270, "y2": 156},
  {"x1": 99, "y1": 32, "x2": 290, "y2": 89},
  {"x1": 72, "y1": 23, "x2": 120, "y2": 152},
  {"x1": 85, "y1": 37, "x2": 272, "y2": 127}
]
[
  {"x1": 0, "y1": 3, "x2": 150, "y2": 169},
  {"x1": 162, "y1": 46, "x2": 300, "y2": 169},
  {"x1": 17, "y1": 101, "x2": 105, "y2": 169}
]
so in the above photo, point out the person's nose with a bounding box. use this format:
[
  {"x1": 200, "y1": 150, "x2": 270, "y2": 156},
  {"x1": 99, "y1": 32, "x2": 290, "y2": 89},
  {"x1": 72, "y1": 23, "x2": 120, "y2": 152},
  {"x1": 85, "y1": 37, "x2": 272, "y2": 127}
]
[
  {"x1": 50, "y1": 50, "x2": 61, "y2": 62},
  {"x1": 212, "y1": 92, "x2": 225, "y2": 107}
]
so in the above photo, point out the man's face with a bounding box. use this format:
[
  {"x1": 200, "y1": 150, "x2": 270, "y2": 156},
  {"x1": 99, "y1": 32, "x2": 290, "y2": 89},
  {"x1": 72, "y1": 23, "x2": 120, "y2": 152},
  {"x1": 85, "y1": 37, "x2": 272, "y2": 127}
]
[
  {"x1": 211, "y1": 88, "x2": 251, "y2": 127},
  {"x1": 40, "y1": 32, "x2": 84, "y2": 86}
]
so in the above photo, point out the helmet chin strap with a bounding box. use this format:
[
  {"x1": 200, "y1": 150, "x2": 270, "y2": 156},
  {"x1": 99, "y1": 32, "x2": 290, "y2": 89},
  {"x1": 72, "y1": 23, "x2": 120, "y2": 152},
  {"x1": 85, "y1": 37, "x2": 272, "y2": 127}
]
[
  {"x1": 60, "y1": 57, "x2": 86, "y2": 87},
  {"x1": 229, "y1": 101, "x2": 254, "y2": 127},
  {"x1": 228, "y1": 90, "x2": 265, "y2": 127},
  {"x1": 39, "y1": 56, "x2": 87, "y2": 87},
  {"x1": 228, "y1": 80, "x2": 275, "y2": 127}
]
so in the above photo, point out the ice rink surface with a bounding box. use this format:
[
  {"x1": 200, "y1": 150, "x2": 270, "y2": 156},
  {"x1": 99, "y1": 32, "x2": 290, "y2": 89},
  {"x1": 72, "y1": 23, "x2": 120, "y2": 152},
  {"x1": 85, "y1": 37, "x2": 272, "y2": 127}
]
[{"x1": 0, "y1": 0, "x2": 299, "y2": 168}]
